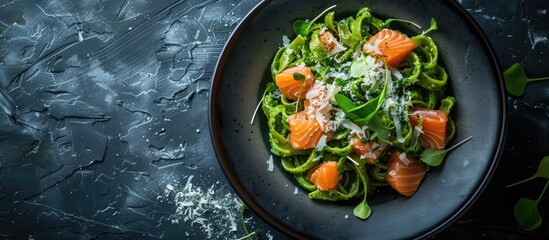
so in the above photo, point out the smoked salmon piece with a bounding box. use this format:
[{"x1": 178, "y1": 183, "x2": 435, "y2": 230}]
[
  {"x1": 409, "y1": 107, "x2": 448, "y2": 150},
  {"x1": 362, "y1": 29, "x2": 416, "y2": 68},
  {"x1": 308, "y1": 161, "x2": 340, "y2": 191},
  {"x1": 350, "y1": 136, "x2": 387, "y2": 164},
  {"x1": 275, "y1": 66, "x2": 315, "y2": 100},
  {"x1": 386, "y1": 152, "x2": 427, "y2": 197},
  {"x1": 288, "y1": 111, "x2": 326, "y2": 150},
  {"x1": 319, "y1": 31, "x2": 337, "y2": 53}
]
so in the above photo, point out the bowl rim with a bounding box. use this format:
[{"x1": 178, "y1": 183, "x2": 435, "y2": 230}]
[{"x1": 209, "y1": 0, "x2": 508, "y2": 238}]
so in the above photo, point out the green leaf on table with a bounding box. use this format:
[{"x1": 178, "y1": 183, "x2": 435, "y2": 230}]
[
  {"x1": 419, "y1": 136, "x2": 472, "y2": 167},
  {"x1": 504, "y1": 63, "x2": 549, "y2": 96},
  {"x1": 514, "y1": 197, "x2": 542, "y2": 231},
  {"x1": 293, "y1": 5, "x2": 337, "y2": 37},
  {"x1": 507, "y1": 156, "x2": 549, "y2": 187},
  {"x1": 421, "y1": 18, "x2": 438, "y2": 35}
]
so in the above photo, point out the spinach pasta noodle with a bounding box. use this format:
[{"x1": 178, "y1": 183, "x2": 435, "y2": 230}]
[{"x1": 261, "y1": 6, "x2": 458, "y2": 220}]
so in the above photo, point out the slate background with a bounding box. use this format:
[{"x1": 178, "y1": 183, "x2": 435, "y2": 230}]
[{"x1": 0, "y1": 0, "x2": 547, "y2": 239}]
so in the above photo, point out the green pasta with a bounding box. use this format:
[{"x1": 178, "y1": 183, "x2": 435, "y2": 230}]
[{"x1": 261, "y1": 7, "x2": 456, "y2": 220}]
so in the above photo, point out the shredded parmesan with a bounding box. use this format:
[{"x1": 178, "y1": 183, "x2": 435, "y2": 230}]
[
  {"x1": 282, "y1": 35, "x2": 290, "y2": 47},
  {"x1": 327, "y1": 32, "x2": 347, "y2": 55},
  {"x1": 346, "y1": 156, "x2": 360, "y2": 165},
  {"x1": 267, "y1": 155, "x2": 274, "y2": 172},
  {"x1": 315, "y1": 135, "x2": 328, "y2": 151},
  {"x1": 399, "y1": 152, "x2": 411, "y2": 165},
  {"x1": 410, "y1": 125, "x2": 424, "y2": 148},
  {"x1": 364, "y1": 36, "x2": 388, "y2": 56},
  {"x1": 360, "y1": 152, "x2": 377, "y2": 159},
  {"x1": 165, "y1": 176, "x2": 243, "y2": 239}
]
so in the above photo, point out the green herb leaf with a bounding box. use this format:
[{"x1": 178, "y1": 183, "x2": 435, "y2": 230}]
[
  {"x1": 419, "y1": 136, "x2": 472, "y2": 166},
  {"x1": 293, "y1": 5, "x2": 337, "y2": 37},
  {"x1": 353, "y1": 199, "x2": 372, "y2": 220},
  {"x1": 504, "y1": 63, "x2": 549, "y2": 96},
  {"x1": 513, "y1": 164, "x2": 549, "y2": 231},
  {"x1": 514, "y1": 197, "x2": 543, "y2": 231},
  {"x1": 537, "y1": 156, "x2": 549, "y2": 180},
  {"x1": 384, "y1": 18, "x2": 421, "y2": 29},
  {"x1": 293, "y1": 72, "x2": 306, "y2": 81},
  {"x1": 351, "y1": 161, "x2": 372, "y2": 220},
  {"x1": 350, "y1": 59, "x2": 367, "y2": 78},
  {"x1": 334, "y1": 94, "x2": 360, "y2": 120},
  {"x1": 336, "y1": 61, "x2": 390, "y2": 126},
  {"x1": 507, "y1": 156, "x2": 549, "y2": 187},
  {"x1": 422, "y1": 18, "x2": 438, "y2": 35}
]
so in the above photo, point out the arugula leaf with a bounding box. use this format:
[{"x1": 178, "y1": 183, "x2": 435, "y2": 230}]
[
  {"x1": 293, "y1": 5, "x2": 337, "y2": 37},
  {"x1": 336, "y1": 64, "x2": 389, "y2": 125},
  {"x1": 419, "y1": 136, "x2": 472, "y2": 167},
  {"x1": 422, "y1": 18, "x2": 438, "y2": 35},
  {"x1": 365, "y1": 113, "x2": 390, "y2": 141},
  {"x1": 293, "y1": 72, "x2": 306, "y2": 81},
  {"x1": 334, "y1": 94, "x2": 359, "y2": 119}
]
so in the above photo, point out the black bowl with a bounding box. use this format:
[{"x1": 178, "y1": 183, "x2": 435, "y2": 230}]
[{"x1": 209, "y1": 0, "x2": 506, "y2": 239}]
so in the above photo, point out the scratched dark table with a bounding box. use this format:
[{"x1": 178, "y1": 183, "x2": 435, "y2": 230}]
[{"x1": 0, "y1": 0, "x2": 547, "y2": 239}]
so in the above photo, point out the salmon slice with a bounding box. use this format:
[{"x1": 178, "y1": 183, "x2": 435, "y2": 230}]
[
  {"x1": 319, "y1": 31, "x2": 346, "y2": 55},
  {"x1": 319, "y1": 31, "x2": 337, "y2": 53},
  {"x1": 409, "y1": 107, "x2": 448, "y2": 150},
  {"x1": 363, "y1": 29, "x2": 416, "y2": 68},
  {"x1": 275, "y1": 66, "x2": 315, "y2": 100},
  {"x1": 386, "y1": 152, "x2": 427, "y2": 197},
  {"x1": 350, "y1": 136, "x2": 387, "y2": 164},
  {"x1": 288, "y1": 111, "x2": 326, "y2": 150},
  {"x1": 308, "y1": 161, "x2": 340, "y2": 191}
]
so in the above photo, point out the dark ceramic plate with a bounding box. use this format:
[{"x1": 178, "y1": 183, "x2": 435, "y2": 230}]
[{"x1": 210, "y1": 0, "x2": 506, "y2": 239}]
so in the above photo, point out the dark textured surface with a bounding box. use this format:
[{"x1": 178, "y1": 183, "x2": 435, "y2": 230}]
[{"x1": 0, "y1": 0, "x2": 547, "y2": 239}]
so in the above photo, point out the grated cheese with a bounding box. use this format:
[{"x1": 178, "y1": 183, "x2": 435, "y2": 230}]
[
  {"x1": 398, "y1": 152, "x2": 411, "y2": 165},
  {"x1": 282, "y1": 35, "x2": 290, "y2": 47},
  {"x1": 364, "y1": 36, "x2": 386, "y2": 56},
  {"x1": 410, "y1": 125, "x2": 424, "y2": 148},
  {"x1": 315, "y1": 135, "x2": 328, "y2": 151},
  {"x1": 327, "y1": 32, "x2": 347, "y2": 55},
  {"x1": 165, "y1": 176, "x2": 243, "y2": 239},
  {"x1": 267, "y1": 155, "x2": 274, "y2": 172}
]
